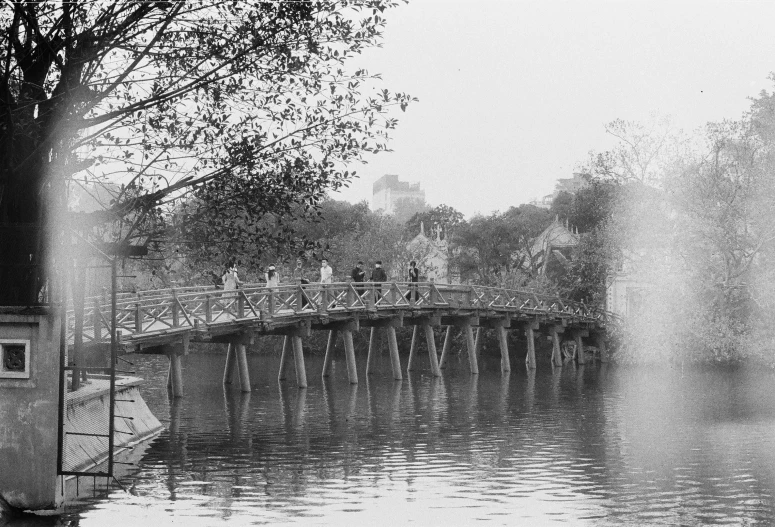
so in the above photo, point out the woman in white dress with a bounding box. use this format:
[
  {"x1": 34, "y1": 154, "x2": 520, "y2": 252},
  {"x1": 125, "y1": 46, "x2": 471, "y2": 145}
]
[
  {"x1": 265, "y1": 265, "x2": 279, "y2": 289},
  {"x1": 222, "y1": 260, "x2": 241, "y2": 291}
]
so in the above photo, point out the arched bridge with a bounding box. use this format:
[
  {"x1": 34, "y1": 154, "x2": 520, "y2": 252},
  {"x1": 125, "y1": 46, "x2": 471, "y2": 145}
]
[{"x1": 67, "y1": 281, "x2": 620, "y2": 395}]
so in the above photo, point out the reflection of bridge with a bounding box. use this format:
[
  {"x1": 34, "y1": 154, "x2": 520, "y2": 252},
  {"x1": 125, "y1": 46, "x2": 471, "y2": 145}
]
[{"x1": 67, "y1": 281, "x2": 619, "y2": 396}]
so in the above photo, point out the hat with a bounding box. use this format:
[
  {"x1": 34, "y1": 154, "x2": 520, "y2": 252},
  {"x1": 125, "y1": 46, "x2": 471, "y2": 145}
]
[{"x1": 269, "y1": 265, "x2": 275, "y2": 270}]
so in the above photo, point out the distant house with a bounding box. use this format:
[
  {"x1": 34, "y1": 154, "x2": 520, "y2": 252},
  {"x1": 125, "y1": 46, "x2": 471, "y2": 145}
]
[
  {"x1": 406, "y1": 222, "x2": 453, "y2": 284},
  {"x1": 516, "y1": 216, "x2": 580, "y2": 276},
  {"x1": 371, "y1": 174, "x2": 425, "y2": 214}
]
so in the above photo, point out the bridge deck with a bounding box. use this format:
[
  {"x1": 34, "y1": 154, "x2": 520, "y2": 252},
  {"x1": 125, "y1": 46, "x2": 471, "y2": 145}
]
[{"x1": 67, "y1": 281, "x2": 618, "y2": 353}]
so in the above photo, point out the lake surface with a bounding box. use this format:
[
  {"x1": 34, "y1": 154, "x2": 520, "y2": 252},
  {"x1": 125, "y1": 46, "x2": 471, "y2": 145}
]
[{"x1": 8, "y1": 346, "x2": 775, "y2": 526}]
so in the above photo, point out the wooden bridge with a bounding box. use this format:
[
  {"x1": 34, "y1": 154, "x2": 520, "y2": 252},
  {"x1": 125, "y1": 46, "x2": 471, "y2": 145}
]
[{"x1": 66, "y1": 281, "x2": 619, "y2": 396}]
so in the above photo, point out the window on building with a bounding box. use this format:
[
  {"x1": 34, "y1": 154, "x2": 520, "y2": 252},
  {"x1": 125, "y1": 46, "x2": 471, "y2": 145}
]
[{"x1": 0, "y1": 340, "x2": 30, "y2": 379}]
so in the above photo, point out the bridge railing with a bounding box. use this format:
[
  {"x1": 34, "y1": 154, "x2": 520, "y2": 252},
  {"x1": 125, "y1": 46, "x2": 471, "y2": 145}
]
[{"x1": 67, "y1": 282, "x2": 618, "y2": 343}]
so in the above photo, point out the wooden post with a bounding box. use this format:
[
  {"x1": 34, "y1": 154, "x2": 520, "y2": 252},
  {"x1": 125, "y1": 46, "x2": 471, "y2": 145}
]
[
  {"x1": 525, "y1": 325, "x2": 537, "y2": 370},
  {"x1": 474, "y1": 327, "x2": 482, "y2": 355},
  {"x1": 366, "y1": 327, "x2": 376, "y2": 375},
  {"x1": 464, "y1": 323, "x2": 479, "y2": 375},
  {"x1": 596, "y1": 333, "x2": 608, "y2": 363},
  {"x1": 205, "y1": 295, "x2": 212, "y2": 323},
  {"x1": 574, "y1": 330, "x2": 586, "y2": 365},
  {"x1": 550, "y1": 326, "x2": 563, "y2": 367},
  {"x1": 424, "y1": 323, "x2": 441, "y2": 377},
  {"x1": 387, "y1": 326, "x2": 403, "y2": 380},
  {"x1": 343, "y1": 330, "x2": 358, "y2": 384},
  {"x1": 322, "y1": 329, "x2": 338, "y2": 378},
  {"x1": 278, "y1": 336, "x2": 291, "y2": 381},
  {"x1": 236, "y1": 343, "x2": 251, "y2": 392},
  {"x1": 292, "y1": 334, "x2": 307, "y2": 388},
  {"x1": 169, "y1": 353, "x2": 184, "y2": 398},
  {"x1": 93, "y1": 298, "x2": 102, "y2": 342},
  {"x1": 406, "y1": 325, "x2": 418, "y2": 373},
  {"x1": 497, "y1": 325, "x2": 511, "y2": 373},
  {"x1": 223, "y1": 342, "x2": 237, "y2": 384},
  {"x1": 439, "y1": 326, "x2": 453, "y2": 369}
]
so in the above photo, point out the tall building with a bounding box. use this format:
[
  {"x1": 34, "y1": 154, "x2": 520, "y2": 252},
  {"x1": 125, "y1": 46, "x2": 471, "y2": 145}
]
[{"x1": 371, "y1": 174, "x2": 425, "y2": 213}]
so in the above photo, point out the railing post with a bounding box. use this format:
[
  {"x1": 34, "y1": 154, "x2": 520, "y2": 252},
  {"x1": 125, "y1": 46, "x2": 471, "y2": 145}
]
[
  {"x1": 134, "y1": 302, "x2": 142, "y2": 333},
  {"x1": 205, "y1": 295, "x2": 212, "y2": 323},
  {"x1": 263, "y1": 291, "x2": 270, "y2": 318},
  {"x1": 429, "y1": 278, "x2": 438, "y2": 306},
  {"x1": 171, "y1": 289, "x2": 179, "y2": 327},
  {"x1": 237, "y1": 292, "x2": 245, "y2": 319},
  {"x1": 296, "y1": 284, "x2": 304, "y2": 313}
]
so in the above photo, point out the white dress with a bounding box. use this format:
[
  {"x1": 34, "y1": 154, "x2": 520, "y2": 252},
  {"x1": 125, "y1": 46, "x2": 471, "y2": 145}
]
[{"x1": 223, "y1": 268, "x2": 239, "y2": 290}]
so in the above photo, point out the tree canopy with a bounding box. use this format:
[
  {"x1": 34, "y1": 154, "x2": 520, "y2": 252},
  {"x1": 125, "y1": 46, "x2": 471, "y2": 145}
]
[{"x1": 0, "y1": 0, "x2": 413, "y2": 304}]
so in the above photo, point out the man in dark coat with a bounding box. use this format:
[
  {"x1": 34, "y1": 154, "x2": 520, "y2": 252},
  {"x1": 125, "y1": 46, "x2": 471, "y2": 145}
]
[
  {"x1": 351, "y1": 261, "x2": 367, "y2": 299},
  {"x1": 370, "y1": 260, "x2": 387, "y2": 303}
]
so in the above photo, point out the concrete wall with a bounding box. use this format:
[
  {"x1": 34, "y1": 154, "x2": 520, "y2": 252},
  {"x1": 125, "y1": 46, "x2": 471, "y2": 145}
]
[{"x1": 0, "y1": 309, "x2": 62, "y2": 511}]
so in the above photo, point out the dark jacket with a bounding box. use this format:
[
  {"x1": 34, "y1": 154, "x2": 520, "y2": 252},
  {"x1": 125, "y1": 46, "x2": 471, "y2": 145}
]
[
  {"x1": 370, "y1": 267, "x2": 387, "y2": 284},
  {"x1": 408, "y1": 267, "x2": 419, "y2": 282},
  {"x1": 351, "y1": 267, "x2": 366, "y2": 283}
]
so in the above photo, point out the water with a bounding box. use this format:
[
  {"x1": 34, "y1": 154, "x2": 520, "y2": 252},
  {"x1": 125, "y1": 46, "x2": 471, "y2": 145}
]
[{"x1": 9, "y1": 347, "x2": 775, "y2": 525}]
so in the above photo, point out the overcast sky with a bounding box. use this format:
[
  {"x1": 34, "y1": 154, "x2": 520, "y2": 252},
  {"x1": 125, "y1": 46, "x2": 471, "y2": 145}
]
[{"x1": 331, "y1": 0, "x2": 775, "y2": 217}]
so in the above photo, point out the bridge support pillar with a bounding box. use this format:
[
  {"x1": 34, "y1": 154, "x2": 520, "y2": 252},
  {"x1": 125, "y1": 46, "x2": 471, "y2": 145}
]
[
  {"x1": 463, "y1": 323, "x2": 479, "y2": 375},
  {"x1": 497, "y1": 325, "x2": 511, "y2": 373},
  {"x1": 366, "y1": 327, "x2": 376, "y2": 375},
  {"x1": 223, "y1": 342, "x2": 236, "y2": 385},
  {"x1": 322, "y1": 330, "x2": 338, "y2": 378},
  {"x1": 573, "y1": 330, "x2": 588, "y2": 365},
  {"x1": 292, "y1": 335, "x2": 307, "y2": 388},
  {"x1": 525, "y1": 323, "x2": 538, "y2": 370},
  {"x1": 406, "y1": 326, "x2": 419, "y2": 373},
  {"x1": 236, "y1": 343, "x2": 251, "y2": 392},
  {"x1": 596, "y1": 333, "x2": 608, "y2": 363},
  {"x1": 549, "y1": 326, "x2": 564, "y2": 367},
  {"x1": 278, "y1": 336, "x2": 291, "y2": 381},
  {"x1": 474, "y1": 327, "x2": 482, "y2": 356},
  {"x1": 439, "y1": 326, "x2": 453, "y2": 369},
  {"x1": 343, "y1": 330, "x2": 358, "y2": 384},
  {"x1": 424, "y1": 323, "x2": 442, "y2": 377},
  {"x1": 168, "y1": 353, "x2": 184, "y2": 398},
  {"x1": 386, "y1": 326, "x2": 403, "y2": 381}
]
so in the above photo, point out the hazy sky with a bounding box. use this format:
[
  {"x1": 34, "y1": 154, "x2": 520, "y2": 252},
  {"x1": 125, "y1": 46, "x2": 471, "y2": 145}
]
[{"x1": 332, "y1": 0, "x2": 775, "y2": 217}]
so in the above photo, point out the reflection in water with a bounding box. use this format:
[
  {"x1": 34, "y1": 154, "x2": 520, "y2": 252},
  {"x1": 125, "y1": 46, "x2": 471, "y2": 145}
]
[{"x1": 4, "y1": 353, "x2": 775, "y2": 525}]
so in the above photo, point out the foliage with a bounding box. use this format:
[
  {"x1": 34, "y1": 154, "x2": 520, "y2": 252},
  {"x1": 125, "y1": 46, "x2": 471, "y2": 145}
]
[
  {"x1": 405, "y1": 204, "x2": 464, "y2": 238},
  {"x1": 0, "y1": 0, "x2": 413, "y2": 303}
]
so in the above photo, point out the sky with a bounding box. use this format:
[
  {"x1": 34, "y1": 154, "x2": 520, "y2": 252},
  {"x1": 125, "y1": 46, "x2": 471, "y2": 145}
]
[{"x1": 331, "y1": 0, "x2": 775, "y2": 217}]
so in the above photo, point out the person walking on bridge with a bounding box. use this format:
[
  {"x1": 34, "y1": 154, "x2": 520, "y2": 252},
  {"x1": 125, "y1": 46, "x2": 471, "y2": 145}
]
[
  {"x1": 370, "y1": 260, "x2": 387, "y2": 303},
  {"x1": 222, "y1": 260, "x2": 241, "y2": 291},
  {"x1": 265, "y1": 265, "x2": 279, "y2": 289},
  {"x1": 351, "y1": 261, "x2": 366, "y2": 299},
  {"x1": 406, "y1": 260, "x2": 419, "y2": 303}
]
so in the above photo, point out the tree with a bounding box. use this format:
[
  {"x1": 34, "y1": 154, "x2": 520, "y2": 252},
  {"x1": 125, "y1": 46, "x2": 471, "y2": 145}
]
[
  {"x1": 405, "y1": 204, "x2": 464, "y2": 238},
  {"x1": 0, "y1": 0, "x2": 413, "y2": 304}
]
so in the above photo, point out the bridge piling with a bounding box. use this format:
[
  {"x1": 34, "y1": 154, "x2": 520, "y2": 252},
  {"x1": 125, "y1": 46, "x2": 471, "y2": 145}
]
[
  {"x1": 292, "y1": 335, "x2": 307, "y2": 388},
  {"x1": 497, "y1": 325, "x2": 511, "y2": 373},
  {"x1": 573, "y1": 330, "x2": 588, "y2": 365},
  {"x1": 439, "y1": 326, "x2": 453, "y2": 369},
  {"x1": 223, "y1": 342, "x2": 237, "y2": 384},
  {"x1": 424, "y1": 323, "x2": 441, "y2": 377},
  {"x1": 525, "y1": 323, "x2": 537, "y2": 370},
  {"x1": 236, "y1": 343, "x2": 251, "y2": 392},
  {"x1": 549, "y1": 326, "x2": 564, "y2": 367},
  {"x1": 278, "y1": 336, "x2": 291, "y2": 381},
  {"x1": 386, "y1": 326, "x2": 403, "y2": 380},
  {"x1": 464, "y1": 323, "x2": 479, "y2": 375},
  {"x1": 407, "y1": 326, "x2": 418, "y2": 373},
  {"x1": 366, "y1": 327, "x2": 376, "y2": 375},
  {"x1": 322, "y1": 330, "x2": 338, "y2": 378},
  {"x1": 474, "y1": 327, "x2": 482, "y2": 356},
  {"x1": 343, "y1": 330, "x2": 358, "y2": 384},
  {"x1": 596, "y1": 333, "x2": 608, "y2": 362}
]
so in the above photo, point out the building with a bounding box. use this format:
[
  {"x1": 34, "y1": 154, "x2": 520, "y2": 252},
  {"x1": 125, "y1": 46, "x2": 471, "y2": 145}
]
[
  {"x1": 514, "y1": 216, "x2": 580, "y2": 276},
  {"x1": 406, "y1": 222, "x2": 453, "y2": 284},
  {"x1": 371, "y1": 174, "x2": 425, "y2": 214},
  {"x1": 530, "y1": 173, "x2": 589, "y2": 209}
]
